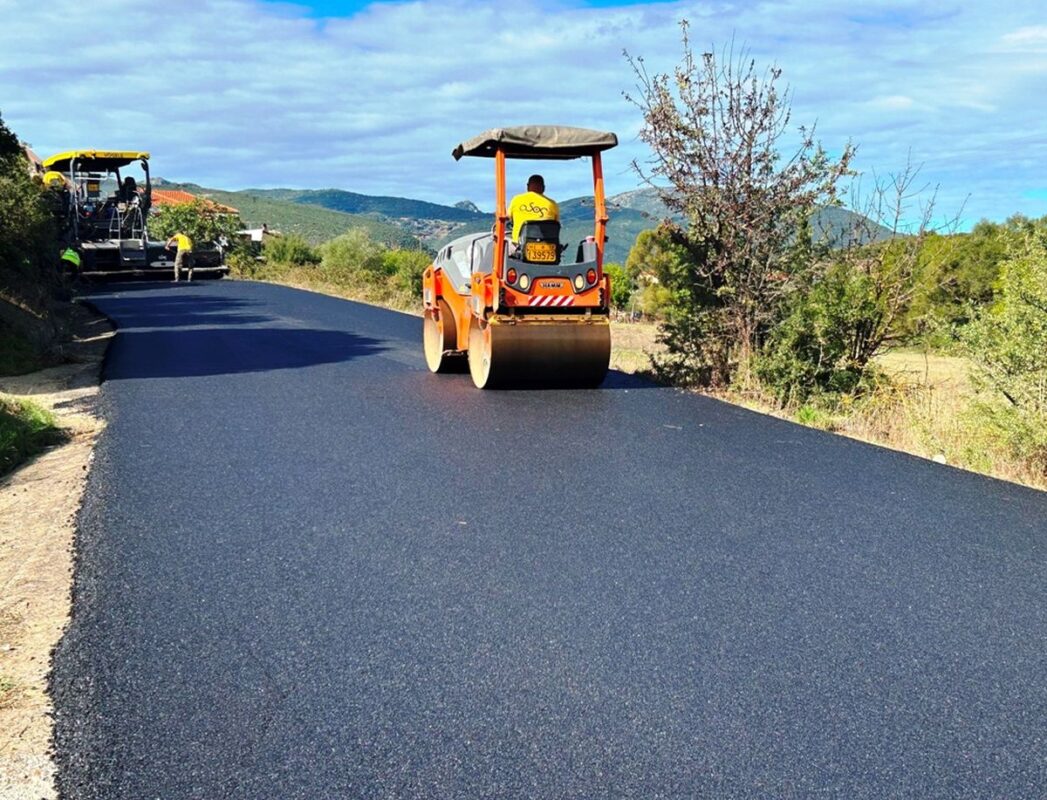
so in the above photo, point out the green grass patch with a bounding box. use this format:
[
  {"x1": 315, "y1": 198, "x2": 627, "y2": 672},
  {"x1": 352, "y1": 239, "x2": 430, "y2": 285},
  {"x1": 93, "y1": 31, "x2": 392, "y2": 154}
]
[
  {"x1": 0, "y1": 394, "x2": 68, "y2": 477},
  {"x1": 0, "y1": 674, "x2": 17, "y2": 708},
  {"x1": 0, "y1": 325, "x2": 46, "y2": 376}
]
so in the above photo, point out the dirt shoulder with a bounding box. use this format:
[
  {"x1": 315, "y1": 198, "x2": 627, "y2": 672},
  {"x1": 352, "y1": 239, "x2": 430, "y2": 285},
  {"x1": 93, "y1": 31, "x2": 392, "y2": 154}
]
[{"x1": 0, "y1": 303, "x2": 112, "y2": 800}]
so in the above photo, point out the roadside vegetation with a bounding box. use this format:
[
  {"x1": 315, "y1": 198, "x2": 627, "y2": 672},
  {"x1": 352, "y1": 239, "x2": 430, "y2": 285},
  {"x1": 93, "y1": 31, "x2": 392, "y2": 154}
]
[
  {"x1": 0, "y1": 111, "x2": 79, "y2": 476},
  {"x1": 615, "y1": 22, "x2": 1046, "y2": 489},
  {"x1": 0, "y1": 394, "x2": 67, "y2": 476},
  {"x1": 230, "y1": 228, "x2": 431, "y2": 311},
  {"x1": 0, "y1": 111, "x2": 66, "y2": 382}
]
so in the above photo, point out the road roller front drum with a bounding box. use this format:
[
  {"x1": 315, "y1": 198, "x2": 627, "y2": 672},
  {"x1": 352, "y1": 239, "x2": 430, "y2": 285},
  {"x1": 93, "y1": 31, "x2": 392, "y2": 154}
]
[
  {"x1": 468, "y1": 314, "x2": 611, "y2": 390},
  {"x1": 424, "y1": 299, "x2": 465, "y2": 373}
]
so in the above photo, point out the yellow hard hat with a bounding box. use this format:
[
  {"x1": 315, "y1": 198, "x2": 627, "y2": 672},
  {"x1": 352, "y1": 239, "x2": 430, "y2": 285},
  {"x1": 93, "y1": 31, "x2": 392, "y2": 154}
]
[{"x1": 43, "y1": 170, "x2": 67, "y2": 187}]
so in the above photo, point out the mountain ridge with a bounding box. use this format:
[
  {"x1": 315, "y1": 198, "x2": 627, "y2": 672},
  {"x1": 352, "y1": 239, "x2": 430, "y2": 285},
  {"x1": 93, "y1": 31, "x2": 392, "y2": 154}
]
[{"x1": 155, "y1": 181, "x2": 890, "y2": 262}]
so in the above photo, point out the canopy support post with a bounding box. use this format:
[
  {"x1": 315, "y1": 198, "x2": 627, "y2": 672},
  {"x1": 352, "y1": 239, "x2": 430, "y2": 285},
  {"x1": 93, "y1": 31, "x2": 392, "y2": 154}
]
[{"x1": 592, "y1": 152, "x2": 607, "y2": 268}]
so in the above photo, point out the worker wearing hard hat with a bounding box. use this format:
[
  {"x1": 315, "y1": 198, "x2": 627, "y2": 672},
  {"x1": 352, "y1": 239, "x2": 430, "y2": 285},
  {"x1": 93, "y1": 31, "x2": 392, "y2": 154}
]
[
  {"x1": 508, "y1": 174, "x2": 559, "y2": 243},
  {"x1": 59, "y1": 247, "x2": 81, "y2": 272},
  {"x1": 42, "y1": 170, "x2": 69, "y2": 189},
  {"x1": 166, "y1": 232, "x2": 195, "y2": 282}
]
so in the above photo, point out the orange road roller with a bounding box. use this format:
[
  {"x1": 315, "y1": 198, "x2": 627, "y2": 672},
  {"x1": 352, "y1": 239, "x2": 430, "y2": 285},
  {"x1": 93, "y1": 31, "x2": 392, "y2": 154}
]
[{"x1": 422, "y1": 125, "x2": 617, "y2": 389}]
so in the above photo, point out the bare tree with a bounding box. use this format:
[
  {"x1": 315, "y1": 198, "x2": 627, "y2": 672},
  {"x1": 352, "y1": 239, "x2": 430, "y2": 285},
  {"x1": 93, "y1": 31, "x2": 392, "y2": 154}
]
[
  {"x1": 834, "y1": 157, "x2": 963, "y2": 367},
  {"x1": 625, "y1": 22, "x2": 855, "y2": 385}
]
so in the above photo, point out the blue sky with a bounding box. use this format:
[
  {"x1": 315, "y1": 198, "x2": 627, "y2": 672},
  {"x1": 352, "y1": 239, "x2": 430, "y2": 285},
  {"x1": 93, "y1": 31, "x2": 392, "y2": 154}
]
[{"x1": 1, "y1": 0, "x2": 1045, "y2": 228}]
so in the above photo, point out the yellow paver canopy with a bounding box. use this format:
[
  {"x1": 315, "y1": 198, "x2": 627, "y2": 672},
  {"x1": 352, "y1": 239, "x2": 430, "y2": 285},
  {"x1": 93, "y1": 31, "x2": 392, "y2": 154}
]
[{"x1": 42, "y1": 150, "x2": 150, "y2": 173}]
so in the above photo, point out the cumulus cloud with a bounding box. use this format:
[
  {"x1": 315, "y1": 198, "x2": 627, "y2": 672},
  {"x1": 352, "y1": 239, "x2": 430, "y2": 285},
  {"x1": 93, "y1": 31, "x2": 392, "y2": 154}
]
[{"x1": 0, "y1": 0, "x2": 1043, "y2": 224}]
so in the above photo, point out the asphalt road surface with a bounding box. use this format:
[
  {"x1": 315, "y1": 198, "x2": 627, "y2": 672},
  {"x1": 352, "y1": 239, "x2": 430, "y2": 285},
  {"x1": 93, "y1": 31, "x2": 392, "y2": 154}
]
[{"x1": 52, "y1": 280, "x2": 1047, "y2": 799}]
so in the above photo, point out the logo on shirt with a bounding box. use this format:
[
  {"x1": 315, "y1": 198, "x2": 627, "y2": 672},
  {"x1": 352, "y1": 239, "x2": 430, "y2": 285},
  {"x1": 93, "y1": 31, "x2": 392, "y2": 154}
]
[{"x1": 517, "y1": 201, "x2": 549, "y2": 218}]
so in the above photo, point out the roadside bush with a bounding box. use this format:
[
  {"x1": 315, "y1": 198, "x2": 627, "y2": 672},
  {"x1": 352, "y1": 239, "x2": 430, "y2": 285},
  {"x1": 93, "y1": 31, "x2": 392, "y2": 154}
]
[
  {"x1": 0, "y1": 113, "x2": 58, "y2": 298},
  {"x1": 636, "y1": 283, "x2": 674, "y2": 319},
  {"x1": 263, "y1": 234, "x2": 319, "y2": 266},
  {"x1": 149, "y1": 199, "x2": 242, "y2": 248},
  {"x1": 0, "y1": 394, "x2": 67, "y2": 476},
  {"x1": 754, "y1": 259, "x2": 882, "y2": 404},
  {"x1": 602, "y1": 262, "x2": 632, "y2": 310},
  {"x1": 319, "y1": 228, "x2": 388, "y2": 279},
  {"x1": 0, "y1": 112, "x2": 64, "y2": 366},
  {"x1": 963, "y1": 228, "x2": 1047, "y2": 474},
  {"x1": 383, "y1": 249, "x2": 431, "y2": 295},
  {"x1": 226, "y1": 250, "x2": 260, "y2": 279},
  {"x1": 252, "y1": 227, "x2": 434, "y2": 309}
]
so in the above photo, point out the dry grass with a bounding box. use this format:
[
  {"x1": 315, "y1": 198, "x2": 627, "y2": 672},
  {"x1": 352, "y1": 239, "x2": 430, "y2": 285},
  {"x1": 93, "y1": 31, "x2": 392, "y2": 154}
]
[
  {"x1": 752, "y1": 348, "x2": 1046, "y2": 492},
  {"x1": 609, "y1": 319, "x2": 664, "y2": 375}
]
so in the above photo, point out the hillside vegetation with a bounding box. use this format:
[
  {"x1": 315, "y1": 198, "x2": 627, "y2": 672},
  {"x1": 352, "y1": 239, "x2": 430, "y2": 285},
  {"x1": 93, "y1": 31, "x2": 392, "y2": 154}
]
[
  {"x1": 0, "y1": 111, "x2": 66, "y2": 375},
  {"x1": 157, "y1": 182, "x2": 421, "y2": 248}
]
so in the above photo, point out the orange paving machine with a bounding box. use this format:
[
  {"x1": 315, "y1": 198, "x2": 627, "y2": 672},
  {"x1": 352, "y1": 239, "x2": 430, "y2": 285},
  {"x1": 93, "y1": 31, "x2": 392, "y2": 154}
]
[{"x1": 422, "y1": 126, "x2": 618, "y2": 389}]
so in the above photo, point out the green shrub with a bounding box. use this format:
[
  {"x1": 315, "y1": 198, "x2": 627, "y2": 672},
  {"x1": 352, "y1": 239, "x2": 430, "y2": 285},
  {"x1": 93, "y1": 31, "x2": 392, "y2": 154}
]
[
  {"x1": 963, "y1": 227, "x2": 1047, "y2": 474},
  {"x1": 263, "y1": 233, "x2": 319, "y2": 266},
  {"x1": 383, "y1": 249, "x2": 431, "y2": 295},
  {"x1": 754, "y1": 260, "x2": 881, "y2": 404},
  {"x1": 0, "y1": 395, "x2": 67, "y2": 476},
  {"x1": 637, "y1": 283, "x2": 674, "y2": 319},
  {"x1": 603, "y1": 262, "x2": 632, "y2": 309},
  {"x1": 149, "y1": 199, "x2": 242, "y2": 248},
  {"x1": 319, "y1": 228, "x2": 388, "y2": 280},
  {"x1": 0, "y1": 112, "x2": 59, "y2": 300}
]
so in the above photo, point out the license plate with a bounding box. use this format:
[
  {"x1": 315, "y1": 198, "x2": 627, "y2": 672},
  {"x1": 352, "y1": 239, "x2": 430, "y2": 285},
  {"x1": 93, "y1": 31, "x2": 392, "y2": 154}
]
[{"x1": 524, "y1": 242, "x2": 557, "y2": 263}]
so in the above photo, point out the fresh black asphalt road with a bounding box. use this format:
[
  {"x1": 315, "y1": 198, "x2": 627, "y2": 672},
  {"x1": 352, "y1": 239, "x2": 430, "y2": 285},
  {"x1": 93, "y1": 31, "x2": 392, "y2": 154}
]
[{"x1": 52, "y1": 280, "x2": 1046, "y2": 798}]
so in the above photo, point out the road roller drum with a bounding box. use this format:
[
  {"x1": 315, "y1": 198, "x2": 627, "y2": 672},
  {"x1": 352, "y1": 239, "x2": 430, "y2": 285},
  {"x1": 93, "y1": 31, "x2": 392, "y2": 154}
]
[{"x1": 468, "y1": 315, "x2": 610, "y2": 389}]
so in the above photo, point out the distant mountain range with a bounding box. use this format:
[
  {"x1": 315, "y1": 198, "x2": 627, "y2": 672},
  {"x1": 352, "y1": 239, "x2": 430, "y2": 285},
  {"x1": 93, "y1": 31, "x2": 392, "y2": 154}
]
[{"x1": 155, "y1": 180, "x2": 889, "y2": 263}]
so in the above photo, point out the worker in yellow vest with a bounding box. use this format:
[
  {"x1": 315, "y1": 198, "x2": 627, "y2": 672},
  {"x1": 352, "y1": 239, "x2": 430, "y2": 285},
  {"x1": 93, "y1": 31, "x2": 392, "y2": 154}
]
[{"x1": 166, "y1": 232, "x2": 195, "y2": 282}]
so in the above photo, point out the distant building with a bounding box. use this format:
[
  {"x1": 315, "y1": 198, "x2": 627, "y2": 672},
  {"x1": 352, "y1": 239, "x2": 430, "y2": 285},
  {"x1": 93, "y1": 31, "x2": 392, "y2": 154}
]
[
  {"x1": 238, "y1": 223, "x2": 278, "y2": 243},
  {"x1": 151, "y1": 189, "x2": 238, "y2": 214},
  {"x1": 21, "y1": 144, "x2": 43, "y2": 178}
]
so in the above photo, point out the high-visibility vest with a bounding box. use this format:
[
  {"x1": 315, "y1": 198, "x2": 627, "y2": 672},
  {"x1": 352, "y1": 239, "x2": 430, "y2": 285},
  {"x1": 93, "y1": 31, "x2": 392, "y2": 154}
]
[{"x1": 60, "y1": 248, "x2": 81, "y2": 268}]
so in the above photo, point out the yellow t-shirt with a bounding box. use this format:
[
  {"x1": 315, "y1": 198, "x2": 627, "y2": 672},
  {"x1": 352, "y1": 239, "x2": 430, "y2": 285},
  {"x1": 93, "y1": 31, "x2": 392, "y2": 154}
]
[
  {"x1": 172, "y1": 233, "x2": 193, "y2": 252},
  {"x1": 509, "y1": 191, "x2": 559, "y2": 242}
]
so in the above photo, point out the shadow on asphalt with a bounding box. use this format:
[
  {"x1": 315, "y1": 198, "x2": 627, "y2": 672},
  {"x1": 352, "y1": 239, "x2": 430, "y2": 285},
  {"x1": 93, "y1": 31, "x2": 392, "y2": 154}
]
[
  {"x1": 89, "y1": 294, "x2": 273, "y2": 330},
  {"x1": 601, "y1": 370, "x2": 662, "y2": 390},
  {"x1": 105, "y1": 328, "x2": 387, "y2": 379}
]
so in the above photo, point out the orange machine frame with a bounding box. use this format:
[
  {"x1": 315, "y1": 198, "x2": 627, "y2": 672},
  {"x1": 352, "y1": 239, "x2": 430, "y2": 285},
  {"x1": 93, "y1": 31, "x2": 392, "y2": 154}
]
[{"x1": 423, "y1": 144, "x2": 612, "y2": 356}]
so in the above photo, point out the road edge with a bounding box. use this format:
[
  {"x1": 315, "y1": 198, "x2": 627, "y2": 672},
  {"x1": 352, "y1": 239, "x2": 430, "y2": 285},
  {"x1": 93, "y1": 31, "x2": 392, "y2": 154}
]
[{"x1": 0, "y1": 299, "x2": 114, "y2": 799}]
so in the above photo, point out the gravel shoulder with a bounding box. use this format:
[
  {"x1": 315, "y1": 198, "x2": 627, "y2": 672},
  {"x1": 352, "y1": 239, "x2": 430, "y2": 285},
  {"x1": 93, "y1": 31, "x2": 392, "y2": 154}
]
[{"x1": 0, "y1": 305, "x2": 112, "y2": 800}]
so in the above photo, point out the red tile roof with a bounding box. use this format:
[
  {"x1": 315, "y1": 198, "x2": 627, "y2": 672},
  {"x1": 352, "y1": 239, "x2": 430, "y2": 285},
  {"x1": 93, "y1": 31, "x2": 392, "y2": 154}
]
[{"x1": 152, "y1": 189, "x2": 238, "y2": 214}]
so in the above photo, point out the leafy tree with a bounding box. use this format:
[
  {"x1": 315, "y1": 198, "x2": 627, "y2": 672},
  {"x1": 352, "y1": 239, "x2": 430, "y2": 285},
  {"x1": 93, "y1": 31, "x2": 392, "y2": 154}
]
[
  {"x1": 0, "y1": 111, "x2": 21, "y2": 165},
  {"x1": 625, "y1": 23, "x2": 855, "y2": 385},
  {"x1": 622, "y1": 228, "x2": 691, "y2": 319},
  {"x1": 602, "y1": 262, "x2": 632, "y2": 309},
  {"x1": 624, "y1": 228, "x2": 688, "y2": 287},
  {"x1": 149, "y1": 199, "x2": 242, "y2": 248}
]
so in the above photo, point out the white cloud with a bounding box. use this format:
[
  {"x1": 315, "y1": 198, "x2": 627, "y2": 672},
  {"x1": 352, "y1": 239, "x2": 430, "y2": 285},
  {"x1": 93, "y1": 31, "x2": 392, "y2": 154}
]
[
  {"x1": 1000, "y1": 25, "x2": 1047, "y2": 51},
  {"x1": 0, "y1": 0, "x2": 1044, "y2": 224}
]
